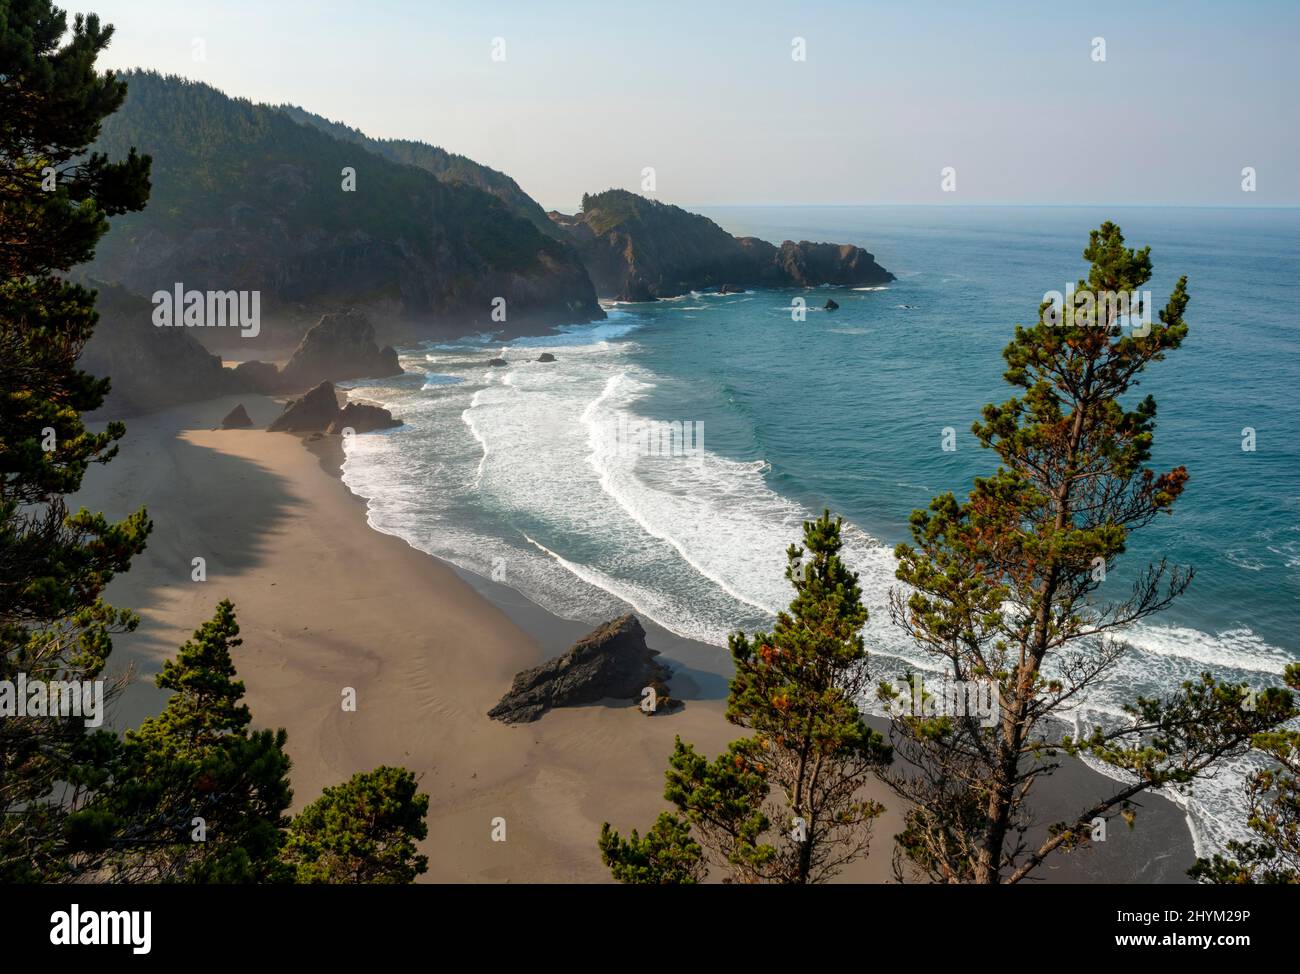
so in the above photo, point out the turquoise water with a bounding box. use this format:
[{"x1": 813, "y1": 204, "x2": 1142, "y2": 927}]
[{"x1": 339, "y1": 205, "x2": 1300, "y2": 854}]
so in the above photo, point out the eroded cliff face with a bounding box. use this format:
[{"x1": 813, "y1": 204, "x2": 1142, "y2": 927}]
[
  {"x1": 86, "y1": 72, "x2": 603, "y2": 352},
  {"x1": 80, "y1": 282, "x2": 240, "y2": 417},
  {"x1": 550, "y1": 189, "x2": 894, "y2": 301}
]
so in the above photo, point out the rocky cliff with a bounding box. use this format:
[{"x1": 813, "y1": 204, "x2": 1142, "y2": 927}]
[
  {"x1": 550, "y1": 189, "x2": 894, "y2": 301},
  {"x1": 80, "y1": 282, "x2": 240, "y2": 416},
  {"x1": 86, "y1": 72, "x2": 603, "y2": 354}
]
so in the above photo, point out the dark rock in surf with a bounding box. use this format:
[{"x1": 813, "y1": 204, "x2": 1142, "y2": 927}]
[
  {"x1": 824, "y1": 298, "x2": 840, "y2": 310},
  {"x1": 537, "y1": 352, "x2": 557, "y2": 362},
  {"x1": 327, "y1": 401, "x2": 400, "y2": 435}
]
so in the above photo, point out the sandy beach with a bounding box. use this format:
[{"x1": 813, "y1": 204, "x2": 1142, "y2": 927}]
[{"x1": 75, "y1": 393, "x2": 1196, "y2": 884}]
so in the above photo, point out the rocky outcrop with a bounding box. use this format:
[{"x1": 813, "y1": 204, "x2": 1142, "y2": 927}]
[
  {"x1": 777, "y1": 242, "x2": 886, "y2": 288},
  {"x1": 327, "y1": 402, "x2": 400, "y2": 434},
  {"x1": 267, "y1": 380, "x2": 340, "y2": 432},
  {"x1": 536, "y1": 352, "x2": 556, "y2": 362},
  {"x1": 487, "y1": 357, "x2": 507, "y2": 367},
  {"x1": 488, "y1": 615, "x2": 672, "y2": 724},
  {"x1": 221, "y1": 403, "x2": 254, "y2": 428},
  {"x1": 80, "y1": 282, "x2": 241, "y2": 417},
  {"x1": 549, "y1": 189, "x2": 893, "y2": 301},
  {"x1": 824, "y1": 298, "x2": 840, "y2": 311},
  {"x1": 278, "y1": 310, "x2": 401, "y2": 388},
  {"x1": 232, "y1": 359, "x2": 281, "y2": 394}
]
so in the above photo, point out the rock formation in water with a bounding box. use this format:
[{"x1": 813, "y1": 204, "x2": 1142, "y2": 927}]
[
  {"x1": 488, "y1": 615, "x2": 674, "y2": 724},
  {"x1": 326, "y1": 401, "x2": 400, "y2": 434},
  {"x1": 549, "y1": 189, "x2": 894, "y2": 302}
]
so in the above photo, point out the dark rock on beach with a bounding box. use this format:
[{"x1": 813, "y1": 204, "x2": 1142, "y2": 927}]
[
  {"x1": 232, "y1": 359, "x2": 281, "y2": 394},
  {"x1": 488, "y1": 615, "x2": 673, "y2": 724},
  {"x1": 267, "y1": 380, "x2": 340, "y2": 432},
  {"x1": 220, "y1": 403, "x2": 254, "y2": 429},
  {"x1": 327, "y1": 401, "x2": 400, "y2": 435}
]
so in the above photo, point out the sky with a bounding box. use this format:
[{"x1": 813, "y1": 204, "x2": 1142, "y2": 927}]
[{"x1": 82, "y1": 0, "x2": 1300, "y2": 210}]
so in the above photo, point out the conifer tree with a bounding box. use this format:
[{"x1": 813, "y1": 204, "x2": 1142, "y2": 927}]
[
  {"x1": 598, "y1": 812, "x2": 705, "y2": 884},
  {"x1": 601, "y1": 512, "x2": 891, "y2": 883},
  {"x1": 74, "y1": 601, "x2": 295, "y2": 883},
  {"x1": 0, "y1": 0, "x2": 151, "y2": 880},
  {"x1": 882, "y1": 223, "x2": 1297, "y2": 883},
  {"x1": 1191, "y1": 663, "x2": 1300, "y2": 884},
  {"x1": 282, "y1": 766, "x2": 430, "y2": 884}
]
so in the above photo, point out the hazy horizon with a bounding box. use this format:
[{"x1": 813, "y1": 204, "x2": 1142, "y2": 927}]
[{"x1": 82, "y1": 0, "x2": 1300, "y2": 211}]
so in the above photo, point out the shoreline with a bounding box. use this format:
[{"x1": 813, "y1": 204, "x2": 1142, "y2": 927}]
[{"x1": 79, "y1": 391, "x2": 1197, "y2": 883}]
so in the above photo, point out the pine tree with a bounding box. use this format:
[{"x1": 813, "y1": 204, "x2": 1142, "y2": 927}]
[
  {"x1": 133, "y1": 599, "x2": 252, "y2": 750},
  {"x1": 74, "y1": 601, "x2": 295, "y2": 883},
  {"x1": 598, "y1": 812, "x2": 705, "y2": 884},
  {"x1": 282, "y1": 766, "x2": 430, "y2": 884},
  {"x1": 0, "y1": 0, "x2": 151, "y2": 880},
  {"x1": 1191, "y1": 663, "x2": 1300, "y2": 884},
  {"x1": 600, "y1": 512, "x2": 891, "y2": 883},
  {"x1": 883, "y1": 223, "x2": 1298, "y2": 883}
]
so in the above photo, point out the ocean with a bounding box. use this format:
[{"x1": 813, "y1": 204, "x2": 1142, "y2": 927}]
[{"x1": 338, "y1": 205, "x2": 1300, "y2": 858}]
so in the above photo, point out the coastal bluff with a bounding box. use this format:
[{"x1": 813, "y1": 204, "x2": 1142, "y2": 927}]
[{"x1": 549, "y1": 188, "x2": 894, "y2": 301}]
